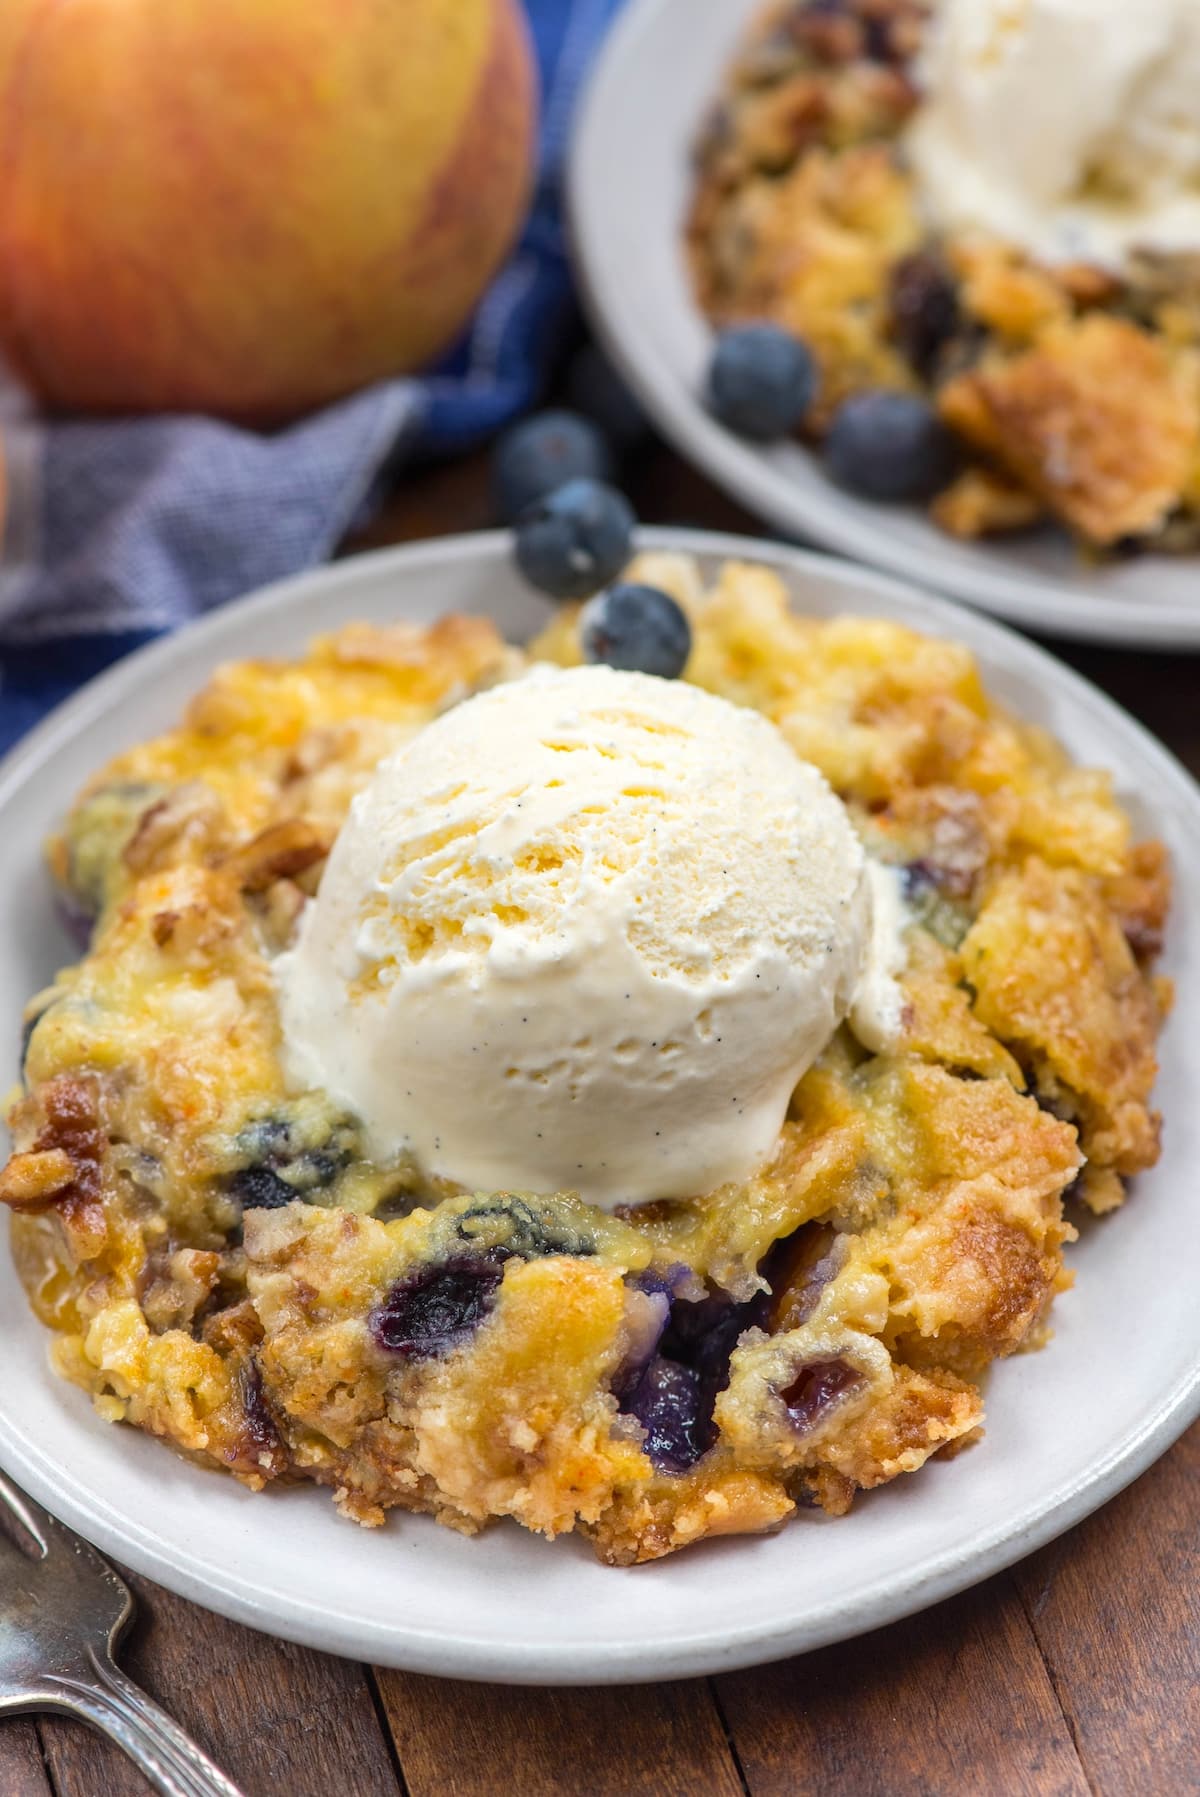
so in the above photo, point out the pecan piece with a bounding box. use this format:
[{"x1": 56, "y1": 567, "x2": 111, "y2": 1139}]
[
  {"x1": 1, "y1": 1075, "x2": 106, "y2": 1250},
  {"x1": 0, "y1": 1149, "x2": 75, "y2": 1208},
  {"x1": 217, "y1": 819, "x2": 332, "y2": 892}
]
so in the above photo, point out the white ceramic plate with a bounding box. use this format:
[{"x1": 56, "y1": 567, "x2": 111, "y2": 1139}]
[
  {"x1": 570, "y1": 0, "x2": 1200, "y2": 651},
  {"x1": 1, "y1": 529, "x2": 1198, "y2": 1684}
]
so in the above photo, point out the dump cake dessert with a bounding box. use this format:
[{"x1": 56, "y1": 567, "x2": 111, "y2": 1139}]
[
  {"x1": 1, "y1": 554, "x2": 1169, "y2": 1562},
  {"x1": 689, "y1": 0, "x2": 1200, "y2": 553}
]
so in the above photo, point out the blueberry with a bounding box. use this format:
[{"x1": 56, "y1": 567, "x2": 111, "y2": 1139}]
[
  {"x1": 565, "y1": 343, "x2": 649, "y2": 455},
  {"x1": 825, "y1": 390, "x2": 959, "y2": 501},
  {"x1": 621, "y1": 1358, "x2": 706, "y2": 1474},
  {"x1": 579, "y1": 583, "x2": 692, "y2": 679},
  {"x1": 514, "y1": 478, "x2": 636, "y2": 601},
  {"x1": 618, "y1": 1286, "x2": 769, "y2": 1473},
  {"x1": 663, "y1": 1290, "x2": 769, "y2": 1391},
  {"x1": 900, "y1": 859, "x2": 939, "y2": 903},
  {"x1": 628, "y1": 1264, "x2": 694, "y2": 1301},
  {"x1": 901, "y1": 855, "x2": 975, "y2": 904},
  {"x1": 230, "y1": 1111, "x2": 356, "y2": 1199},
  {"x1": 889, "y1": 252, "x2": 961, "y2": 378},
  {"x1": 494, "y1": 410, "x2": 614, "y2": 522},
  {"x1": 370, "y1": 1255, "x2": 506, "y2": 1358},
  {"x1": 782, "y1": 1358, "x2": 863, "y2": 1432},
  {"x1": 239, "y1": 1360, "x2": 281, "y2": 1456},
  {"x1": 54, "y1": 891, "x2": 97, "y2": 951},
  {"x1": 707, "y1": 323, "x2": 817, "y2": 441},
  {"x1": 230, "y1": 1165, "x2": 299, "y2": 1211},
  {"x1": 453, "y1": 1196, "x2": 596, "y2": 1260}
]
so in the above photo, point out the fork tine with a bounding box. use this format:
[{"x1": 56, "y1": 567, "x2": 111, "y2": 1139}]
[
  {"x1": 0, "y1": 1465, "x2": 130, "y2": 1586},
  {"x1": 0, "y1": 1466, "x2": 51, "y2": 1556},
  {"x1": 0, "y1": 1466, "x2": 112, "y2": 1568}
]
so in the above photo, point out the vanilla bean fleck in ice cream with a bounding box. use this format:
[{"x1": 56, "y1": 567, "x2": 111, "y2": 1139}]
[{"x1": 278, "y1": 664, "x2": 905, "y2": 1208}]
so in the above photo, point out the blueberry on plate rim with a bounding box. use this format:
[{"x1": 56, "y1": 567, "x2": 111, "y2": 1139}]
[
  {"x1": 824, "y1": 389, "x2": 959, "y2": 502},
  {"x1": 706, "y1": 322, "x2": 817, "y2": 441},
  {"x1": 579, "y1": 582, "x2": 692, "y2": 680},
  {"x1": 513, "y1": 476, "x2": 636, "y2": 601},
  {"x1": 493, "y1": 409, "x2": 615, "y2": 522}
]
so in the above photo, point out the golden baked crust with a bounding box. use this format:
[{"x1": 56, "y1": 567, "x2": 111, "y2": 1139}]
[
  {"x1": 938, "y1": 318, "x2": 1199, "y2": 546},
  {"x1": 1, "y1": 556, "x2": 1169, "y2": 1561},
  {"x1": 688, "y1": 0, "x2": 1200, "y2": 552}
]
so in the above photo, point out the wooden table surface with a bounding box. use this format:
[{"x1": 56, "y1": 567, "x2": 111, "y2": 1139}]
[{"x1": 3, "y1": 443, "x2": 1197, "y2": 1797}]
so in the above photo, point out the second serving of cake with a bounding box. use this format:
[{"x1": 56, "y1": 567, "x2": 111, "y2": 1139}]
[{"x1": 689, "y1": 0, "x2": 1200, "y2": 555}]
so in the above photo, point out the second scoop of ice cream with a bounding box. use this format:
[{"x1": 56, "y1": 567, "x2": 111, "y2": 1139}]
[
  {"x1": 277, "y1": 663, "x2": 903, "y2": 1208},
  {"x1": 907, "y1": 0, "x2": 1200, "y2": 271}
]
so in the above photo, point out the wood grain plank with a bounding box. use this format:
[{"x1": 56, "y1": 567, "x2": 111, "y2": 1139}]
[
  {"x1": 348, "y1": 435, "x2": 759, "y2": 558},
  {"x1": 349, "y1": 448, "x2": 498, "y2": 552},
  {"x1": 375, "y1": 1669, "x2": 746, "y2": 1797},
  {"x1": 716, "y1": 1571, "x2": 1091, "y2": 1797},
  {"x1": 39, "y1": 1571, "x2": 402, "y2": 1797},
  {"x1": 1014, "y1": 1423, "x2": 1200, "y2": 1797},
  {"x1": 0, "y1": 1722, "x2": 53, "y2": 1797},
  {"x1": 37, "y1": 1713, "x2": 147, "y2": 1797},
  {"x1": 1055, "y1": 646, "x2": 1200, "y2": 782}
]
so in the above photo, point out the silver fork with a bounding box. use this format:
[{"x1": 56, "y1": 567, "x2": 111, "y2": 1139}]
[{"x1": 0, "y1": 1467, "x2": 245, "y2": 1796}]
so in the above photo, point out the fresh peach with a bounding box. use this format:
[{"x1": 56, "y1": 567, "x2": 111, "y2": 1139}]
[{"x1": 0, "y1": 0, "x2": 537, "y2": 421}]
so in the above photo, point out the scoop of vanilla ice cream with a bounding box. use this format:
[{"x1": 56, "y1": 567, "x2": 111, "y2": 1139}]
[
  {"x1": 907, "y1": 0, "x2": 1200, "y2": 270},
  {"x1": 277, "y1": 664, "x2": 904, "y2": 1209}
]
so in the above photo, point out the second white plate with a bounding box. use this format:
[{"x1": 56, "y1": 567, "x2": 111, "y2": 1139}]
[{"x1": 570, "y1": 0, "x2": 1200, "y2": 650}]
